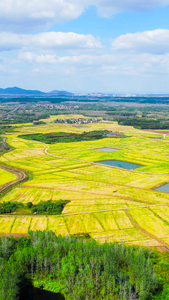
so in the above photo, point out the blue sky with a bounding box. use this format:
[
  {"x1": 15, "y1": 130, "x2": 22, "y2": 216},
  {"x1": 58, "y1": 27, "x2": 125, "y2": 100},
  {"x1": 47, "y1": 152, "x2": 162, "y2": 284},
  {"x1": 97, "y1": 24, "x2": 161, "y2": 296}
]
[{"x1": 1, "y1": 1, "x2": 169, "y2": 93}]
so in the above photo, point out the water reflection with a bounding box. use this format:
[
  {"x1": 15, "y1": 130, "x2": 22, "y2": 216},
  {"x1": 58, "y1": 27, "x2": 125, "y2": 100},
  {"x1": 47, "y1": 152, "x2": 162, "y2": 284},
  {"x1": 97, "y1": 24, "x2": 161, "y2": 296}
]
[
  {"x1": 106, "y1": 134, "x2": 118, "y2": 137},
  {"x1": 96, "y1": 147, "x2": 118, "y2": 152},
  {"x1": 20, "y1": 286, "x2": 65, "y2": 300},
  {"x1": 155, "y1": 183, "x2": 169, "y2": 193},
  {"x1": 96, "y1": 160, "x2": 143, "y2": 170}
]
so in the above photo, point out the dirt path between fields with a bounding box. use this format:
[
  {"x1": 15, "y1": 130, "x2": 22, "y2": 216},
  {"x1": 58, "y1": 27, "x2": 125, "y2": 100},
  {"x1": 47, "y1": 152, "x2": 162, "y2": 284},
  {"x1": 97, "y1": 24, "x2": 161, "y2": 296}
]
[
  {"x1": 0, "y1": 164, "x2": 28, "y2": 195},
  {"x1": 125, "y1": 209, "x2": 169, "y2": 251}
]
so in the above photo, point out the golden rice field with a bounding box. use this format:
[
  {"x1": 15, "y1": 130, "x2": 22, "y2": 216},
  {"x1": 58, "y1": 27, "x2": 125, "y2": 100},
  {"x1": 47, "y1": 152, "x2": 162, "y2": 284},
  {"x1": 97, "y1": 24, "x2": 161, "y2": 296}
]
[{"x1": 0, "y1": 115, "x2": 169, "y2": 250}]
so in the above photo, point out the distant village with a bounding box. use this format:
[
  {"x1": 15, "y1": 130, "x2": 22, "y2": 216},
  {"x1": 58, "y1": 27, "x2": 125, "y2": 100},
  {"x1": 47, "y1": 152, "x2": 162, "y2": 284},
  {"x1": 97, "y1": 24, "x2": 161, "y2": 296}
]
[
  {"x1": 36, "y1": 103, "x2": 79, "y2": 110},
  {"x1": 55, "y1": 118, "x2": 101, "y2": 124}
]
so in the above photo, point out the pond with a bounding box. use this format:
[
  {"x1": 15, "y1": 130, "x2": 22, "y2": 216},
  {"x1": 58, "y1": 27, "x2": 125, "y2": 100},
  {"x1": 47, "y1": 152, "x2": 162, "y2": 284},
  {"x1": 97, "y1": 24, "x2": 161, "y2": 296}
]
[
  {"x1": 76, "y1": 126, "x2": 88, "y2": 129},
  {"x1": 155, "y1": 183, "x2": 169, "y2": 193},
  {"x1": 96, "y1": 160, "x2": 143, "y2": 170},
  {"x1": 96, "y1": 147, "x2": 118, "y2": 152},
  {"x1": 20, "y1": 287, "x2": 65, "y2": 300},
  {"x1": 106, "y1": 133, "x2": 118, "y2": 137}
]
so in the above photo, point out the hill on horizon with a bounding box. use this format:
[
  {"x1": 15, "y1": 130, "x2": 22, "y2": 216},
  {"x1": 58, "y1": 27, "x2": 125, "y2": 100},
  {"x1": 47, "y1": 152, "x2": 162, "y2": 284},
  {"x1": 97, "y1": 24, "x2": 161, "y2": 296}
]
[{"x1": 0, "y1": 86, "x2": 74, "y2": 96}]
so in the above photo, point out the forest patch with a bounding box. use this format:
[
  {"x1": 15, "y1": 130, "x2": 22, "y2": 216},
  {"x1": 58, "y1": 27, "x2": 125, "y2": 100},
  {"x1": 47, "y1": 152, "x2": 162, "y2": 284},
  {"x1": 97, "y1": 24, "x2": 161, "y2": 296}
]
[{"x1": 19, "y1": 130, "x2": 123, "y2": 144}]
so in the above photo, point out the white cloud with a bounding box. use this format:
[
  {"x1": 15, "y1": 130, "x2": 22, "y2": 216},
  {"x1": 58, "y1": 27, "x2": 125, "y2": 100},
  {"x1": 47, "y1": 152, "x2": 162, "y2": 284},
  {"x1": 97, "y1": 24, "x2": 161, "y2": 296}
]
[
  {"x1": 19, "y1": 52, "x2": 57, "y2": 64},
  {"x1": 94, "y1": 0, "x2": 169, "y2": 17},
  {"x1": 0, "y1": 31, "x2": 102, "y2": 52},
  {"x1": 2, "y1": 49, "x2": 169, "y2": 93},
  {"x1": 111, "y1": 29, "x2": 169, "y2": 54},
  {"x1": 2, "y1": 28, "x2": 169, "y2": 86},
  {"x1": 0, "y1": 0, "x2": 169, "y2": 32},
  {"x1": 0, "y1": 0, "x2": 85, "y2": 32},
  {"x1": 17, "y1": 48, "x2": 169, "y2": 81},
  {"x1": 19, "y1": 52, "x2": 120, "y2": 67}
]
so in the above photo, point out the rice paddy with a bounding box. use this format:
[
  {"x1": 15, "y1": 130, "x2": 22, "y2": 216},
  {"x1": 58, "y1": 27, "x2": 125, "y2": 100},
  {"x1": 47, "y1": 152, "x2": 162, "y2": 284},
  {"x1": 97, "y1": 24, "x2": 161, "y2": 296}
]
[{"x1": 0, "y1": 116, "x2": 169, "y2": 249}]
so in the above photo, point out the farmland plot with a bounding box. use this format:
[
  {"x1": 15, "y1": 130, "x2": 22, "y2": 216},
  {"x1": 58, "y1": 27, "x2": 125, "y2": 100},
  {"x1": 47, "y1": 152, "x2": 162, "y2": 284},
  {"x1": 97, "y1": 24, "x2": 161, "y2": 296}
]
[
  {"x1": 11, "y1": 216, "x2": 32, "y2": 234},
  {"x1": 128, "y1": 208, "x2": 169, "y2": 239},
  {"x1": 0, "y1": 116, "x2": 169, "y2": 248}
]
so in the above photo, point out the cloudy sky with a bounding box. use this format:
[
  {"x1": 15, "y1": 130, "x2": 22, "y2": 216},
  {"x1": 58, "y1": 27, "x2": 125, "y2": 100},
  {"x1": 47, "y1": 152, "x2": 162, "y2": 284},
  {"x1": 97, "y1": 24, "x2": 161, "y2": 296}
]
[{"x1": 1, "y1": 0, "x2": 169, "y2": 93}]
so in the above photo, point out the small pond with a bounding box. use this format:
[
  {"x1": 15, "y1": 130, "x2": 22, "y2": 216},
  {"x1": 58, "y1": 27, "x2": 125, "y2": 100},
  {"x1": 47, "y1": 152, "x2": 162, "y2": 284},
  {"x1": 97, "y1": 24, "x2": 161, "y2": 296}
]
[
  {"x1": 96, "y1": 160, "x2": 143, "y2": 170},
  {"x1": 76, "y1": 126, "x2": 88, "y2": 129},
  {"x1": 155, "y1": 183, "x2": 169, "y2": 193},
  {"x1": 106, "y1": 133, "x2": 118, "y2": 137},
  {"x1": 96, "y1": 147, "x2": 118, "y2": 152},
  {"x1": 20, "y1": 287, "x2": 65, "y2": 300}
]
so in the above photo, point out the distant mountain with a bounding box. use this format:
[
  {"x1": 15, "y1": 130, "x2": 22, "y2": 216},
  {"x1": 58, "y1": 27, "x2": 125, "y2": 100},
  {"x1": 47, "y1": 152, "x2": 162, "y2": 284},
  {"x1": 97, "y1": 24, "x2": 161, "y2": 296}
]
[
  {"x1": 47, "y1": 90, "x2": 74, "y2": 96},
  {"x1": 0, "y1": 86, "x2": 45, "y2": 95},
  {"x1": 0, "y1": 87, "x2": 74, "y2": 97}
]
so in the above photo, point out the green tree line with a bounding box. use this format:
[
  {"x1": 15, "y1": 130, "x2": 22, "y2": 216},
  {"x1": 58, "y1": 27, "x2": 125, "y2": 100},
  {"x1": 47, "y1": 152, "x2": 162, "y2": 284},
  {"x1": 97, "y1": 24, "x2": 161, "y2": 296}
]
[
  {"x1": 116, "y1": 118, "x2": 169, "y2": 129},
  {"x1": 0, "y1": 231, "x2": 161, "y2": 300},
  {"x1": 19, "y1": 130, "x2": 110, "y2": 144},
  {"x1": 0, "y1": 200, "x2": 68, "y2": 215}
]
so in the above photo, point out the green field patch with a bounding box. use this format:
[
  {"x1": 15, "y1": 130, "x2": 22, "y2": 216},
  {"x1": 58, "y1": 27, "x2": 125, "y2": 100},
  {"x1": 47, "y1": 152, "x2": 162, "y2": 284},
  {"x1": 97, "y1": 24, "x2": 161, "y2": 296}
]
[
  {"x1": 114, "y1": 185, "x2": 169, "y2": 205},
  {"x1": 93, "y1": 212, "x2": 119, "y2": 231},
  {"x1": 127, "y1": 175, "x2": 169, "y2": 189},
  {"x1": 0, "y1": 188, "x2": 24, "y2": 203},
  {"x1": 48, "y1": 216, "x2": 69, "y2": 235},
  {"x1": 128, "y1": 208, "x2": 169, "y2": 239},
  {"x1": 0, "y1": 216, "x2": 15, "y2": 233},
  {"x1": 63, "y1": 204, "x2": 128, "y2": 214},
  {"x1": 11, "y1": 216, "x2": 32, "y2": 234},
  {"x1": 68, "y1": 164, "x2": 104, "y2": 174},
  {"x1": 91, "y1": 228, "x2": 148, "y2": 243},
  {"x1": 68, "y1": 165, "x2": 169, "y2": 189},
  {"x1": 33, "y1": 168, "x2": 61, "y2": 175},
  {"x1": 127, "y1": 239, "x2": 162, "y2": 247},
  {"x1": 160, "y1": 237, "x2": 169, "y2": 245},
  {"x1": 125, "y1": 200, "x2": 149, "y2": 207},
  {"x1": 53, "y1": 190, "x2": 108, "y2": 203},
  {"x1": 21, "y1": 176, "x2": 169, "y2": 207},
  {"x1": 0, "y1": 168, "x2": 16, "y2": 186},
  {"x1": 30, "y1": 216, "x2": 47, "y2": 231},
  {"x1": 62, "y1": 197, "x2": 129, "y2": 214},
  {"x1": 80, "y1": 213, "x2": 104, "y2": 233},
  {"x1": 1, "y1": 187, "x2": 54, "y2": 204},
  {"x1": 64, "y1": 215, "x2": 86, "y2": 235},
  {"x1": 150, "y1": 206, "x2": 169, "y2": 223},
  {"x1": 113, "y1": 210, "x2": 134, "y2": 229}
]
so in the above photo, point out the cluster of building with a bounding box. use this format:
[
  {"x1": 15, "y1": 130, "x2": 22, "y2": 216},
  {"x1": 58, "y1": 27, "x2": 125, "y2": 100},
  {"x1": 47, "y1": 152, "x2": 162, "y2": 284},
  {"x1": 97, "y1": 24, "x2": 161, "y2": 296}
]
[
  {"x1": 55, "y1": 118, "x2": 100, "y2": 124},
  {"x1": 36, "y1": 103, "x2": 79, "y2": 110}
]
